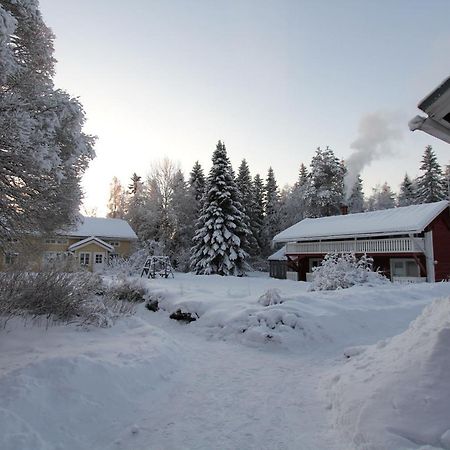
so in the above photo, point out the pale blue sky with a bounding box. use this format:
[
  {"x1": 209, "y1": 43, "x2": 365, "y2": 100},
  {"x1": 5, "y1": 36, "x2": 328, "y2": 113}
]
[{"x1": 39, "y1": 0, "x2": 450, "y2": 214}]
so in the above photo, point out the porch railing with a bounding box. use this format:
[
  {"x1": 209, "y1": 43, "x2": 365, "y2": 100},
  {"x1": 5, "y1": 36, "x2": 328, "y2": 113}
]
[{"x1": 286, "y1": 237, "x2": 425, "y2": 255}]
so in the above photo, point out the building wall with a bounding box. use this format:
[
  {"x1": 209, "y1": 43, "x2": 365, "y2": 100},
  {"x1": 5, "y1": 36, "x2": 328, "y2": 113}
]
[
  {"x1": 431, "y1": 212, "x2": 450, "y2": 281},
  {"x1": 284, "y1": 253, "x2": 427, "y2": 282},
  {"x1": 269, "y1": 260, "x2": 287, "y2": 279}
]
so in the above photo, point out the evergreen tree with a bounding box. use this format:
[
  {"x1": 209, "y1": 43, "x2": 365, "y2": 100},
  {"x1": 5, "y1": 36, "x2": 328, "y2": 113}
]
[
  {"x1": 415, "y1": 145, "x2": 447, "y2": 203},
  {"x1": 252, "y1": 174, "x2": 266, "y2": 251},
  {"x1": 280, "y1": 163, "x2": 309, "y2": 228},
  {"x1": 297, "y1": 163, "x2": 308, "y2": 187},
  {"x1": 191, "y1": 141, "x2": 249, "y2": 276},
  {"x1": 367, "y1": 182, "x2": 396, "y2": 210},
  {"x1": 170, "y1": 170, "x2": 196, "y2": 270},
  {"x1": 263, "y1": 167, "x2": 282, "y2": 252},
  {"x1": 189, "y1": 160, "x2": 206, "y2": 204},
  {"x1": 397, "y1": 173, "x2": 416, "y2": 207},
  {"x1": 348, "y1": 175, "x2": 365, "y2": 213},
  {"x1": 236, "y1": 160, "x2": 259, "y2": 256},
  {"x1": 0, "y1": 0, "x2": 94, "y2": 245},
  {"x1": 128, "y1": 173, "x2": 142, "y2": 195},
  {"x1": 304, "y1": 147, "x2": 345, "y2": 217},
  {"x1": 125, "y1": 172, "x2": 146, "y2": 236}
]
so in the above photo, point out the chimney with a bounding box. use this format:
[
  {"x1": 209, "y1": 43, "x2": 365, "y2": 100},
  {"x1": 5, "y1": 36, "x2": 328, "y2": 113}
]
[{"x1": 340, "y1": 204, "x2": 348, "y2": 215}]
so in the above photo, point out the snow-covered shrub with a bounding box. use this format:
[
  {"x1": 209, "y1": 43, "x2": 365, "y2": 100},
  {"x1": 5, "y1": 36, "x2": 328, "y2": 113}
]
[
  {"x1": 0, "y1": 270, "x2": 102, "y2": 326},
  {"x1": 106, "y1": 249, "x2": 149, "y2": 277},
  {"x1": 309, "y1": 253, "x2": 388, "y2": 291},
  {"x1": 105, "y1": 276, "x2": 148, "y2": 303},
  {"x1": 81, "y1": 295, "x2": 137, "y2": 328},
  {"x1": 258, "y1": 288, "x2": 283, "y2": 306},
  {"x1": 0, "y1": 270, "x2": 150, "y2": 327}
]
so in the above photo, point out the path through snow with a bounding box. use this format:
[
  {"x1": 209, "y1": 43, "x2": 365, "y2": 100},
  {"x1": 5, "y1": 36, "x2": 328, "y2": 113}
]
[{"x1": 117, "y1": 316, "x2": 342, "y2": 450}]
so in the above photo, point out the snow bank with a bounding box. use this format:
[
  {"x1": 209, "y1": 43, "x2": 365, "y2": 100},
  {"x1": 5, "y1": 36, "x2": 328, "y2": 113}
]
[
  {"x1": 147, "y1": 273, "x2": 450, "y2": 349},
  {"x1": 328, "y1": 296, "x2": 450, "y2": 450},
  {"x1": 0, "y1": 316, "x2": 181, "y2": 450}
]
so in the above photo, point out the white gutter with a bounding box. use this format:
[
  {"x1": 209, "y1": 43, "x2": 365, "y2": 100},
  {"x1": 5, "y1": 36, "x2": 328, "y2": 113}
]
[{"x1": 409, "y1": 115, "x2": 450, "y2": 144}]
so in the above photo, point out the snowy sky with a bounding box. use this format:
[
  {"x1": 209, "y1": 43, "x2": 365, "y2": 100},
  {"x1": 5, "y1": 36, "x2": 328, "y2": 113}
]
[{"x1": 39, "y1": 0, "x2": 450, "y2": 216}]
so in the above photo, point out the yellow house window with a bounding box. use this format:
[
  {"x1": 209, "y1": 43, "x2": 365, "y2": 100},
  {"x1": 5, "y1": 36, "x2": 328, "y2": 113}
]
[{"x1": 79, "y1": 253, "x2": 90, "y2": 266}]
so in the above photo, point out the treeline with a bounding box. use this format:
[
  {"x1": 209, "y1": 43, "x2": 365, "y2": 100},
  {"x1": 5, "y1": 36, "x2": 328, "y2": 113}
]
[{"x1": 106, "y1": 142, "x2": 449, "y2": 273}]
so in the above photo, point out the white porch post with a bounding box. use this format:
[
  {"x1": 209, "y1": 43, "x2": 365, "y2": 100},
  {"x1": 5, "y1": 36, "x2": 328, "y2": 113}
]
[{"x1": 424, "y1": 231, "x2": 435, "y2": 282}]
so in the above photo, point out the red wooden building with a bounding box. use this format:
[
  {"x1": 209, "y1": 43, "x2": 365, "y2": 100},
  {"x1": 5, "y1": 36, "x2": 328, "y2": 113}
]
[{"x1": 271, "y1": 201, "x2": 450, "y2": 283}]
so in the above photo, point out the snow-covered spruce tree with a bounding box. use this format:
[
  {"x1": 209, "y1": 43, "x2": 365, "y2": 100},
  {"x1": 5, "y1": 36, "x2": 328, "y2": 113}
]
[
  {"x1": 0, "y1": 0, "x2": 95, "y2": 246},
  {"x1": 125, "y1": 172, "x2": 146, "y2": 238},
  {"x1": 236, "y1": 159, "x2": 259, "y2": 256},
  {"x1": 415, "y1": 145, "x2": 447, "y2": 203},
  {"x1": 251, "y1": 174, "x2": 266, "y2": 252},
  {"x1": 138, "y1": 177, "x2": 164, "y2": 243},
  {"x1": 189, "y1": 160, "x2": 206, "y2": 213},
  {"x1": 304, "y1": 147, "x2": 345, "y2": 217},
  {"x1": 263, "y1": 167, "x2": 282, "y2": 253},
  {"x1": 107, "y1": 176, "x2": 126, "y2": 219},
  {"x1": 348, "y1": 175, "x2": 365, "y2": 213},
  {"x1": 128, "y1": 172, "x2": 142, "y2": 195},
  {"x1": 366, "y1": 182, "x2": 396, "y2": 211},
  {"x1": 298, "y1": 163, "x2": 308, "y2": 187},
  {"x1": 191, "y1": 141, "x2": 249, "y2": 276},
  {"x1": 397, "y1": 173, "x2": 416, "y2": 207},
  {"x1": 279, "y1": 164, "x2": 309, "y2": 230},
  {"x1": 169, "y1": 169, "x2": 196, "y2": 271}
]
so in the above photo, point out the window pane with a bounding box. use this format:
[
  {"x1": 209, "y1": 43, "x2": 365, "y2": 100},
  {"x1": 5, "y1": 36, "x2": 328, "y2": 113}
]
[{"x1": 406, "y1": 261, "x2": 419, "y2": 277}]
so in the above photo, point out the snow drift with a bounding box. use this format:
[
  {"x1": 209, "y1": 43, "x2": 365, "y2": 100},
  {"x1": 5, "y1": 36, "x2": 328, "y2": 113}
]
[
  {"x1": 0, "y1": 319, "x2": 181, "y2": 450},
  {"x1": 328, "y1": 296, "x2": 450, "y2": 450}
]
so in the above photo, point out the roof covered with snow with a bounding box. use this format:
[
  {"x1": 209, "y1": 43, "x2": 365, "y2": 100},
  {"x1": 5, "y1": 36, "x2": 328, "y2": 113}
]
[
  {"x1": 68, "y1": 236, "x2": 115, "y2": 252},
  {"x1": 273, "y1": 201, "x2": 449, "y2": 243},
  {"x1": 268, "y1": 246, "x2": 287, "y2": 261},
  {"x1": 60, "y1": 216, "x2": 138, "y2": 240}
]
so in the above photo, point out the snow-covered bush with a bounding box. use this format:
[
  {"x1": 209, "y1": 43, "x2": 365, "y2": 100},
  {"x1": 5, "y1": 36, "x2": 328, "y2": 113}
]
[
  {"x1": 0, "y1": 269, "x2": 151, "y2": 327},
  {"x1": 0, "y1": 270, "x2": 102, "y2": 326},
  {"x1": 106, "y1": 249, "x2": 149, "y2": 277},
  {"x1": 258, "y1": 288, "x2": 283, "y2": 306},
  {"x1": 104, "y1": 276, "x2": 148, "y2": 303},
  {"x1": 81, "y1": 295, "x2": 137, "y2": 328},
  {"x1": 309, "y1": 253, "x2": 388, "y2": 291}
]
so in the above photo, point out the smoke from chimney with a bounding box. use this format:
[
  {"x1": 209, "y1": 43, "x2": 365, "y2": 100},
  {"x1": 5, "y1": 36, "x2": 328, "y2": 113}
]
[{"x1": 344, "y1": 112, "x2": 403, "y2": 200}]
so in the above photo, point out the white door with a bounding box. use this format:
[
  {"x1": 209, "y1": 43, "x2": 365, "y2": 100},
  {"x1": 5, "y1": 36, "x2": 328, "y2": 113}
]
[{"x1": 93, "y1": 252, "x2": 106, "y2": 272}]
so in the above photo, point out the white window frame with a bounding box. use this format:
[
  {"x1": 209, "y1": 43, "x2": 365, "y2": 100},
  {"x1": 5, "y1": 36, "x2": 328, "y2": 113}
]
[
  {"x1": 94, "y1": 253, "x2": 103, "y2": 264},
  {"x1": 108, "y1": 241, "x2": 120, "y2": 247},
  {"x1": 79, "y1": 252, "x2": 91, "y2": 266},
  {"x1": 390, "y1": 258, "x2": 420, "y2": 278}
]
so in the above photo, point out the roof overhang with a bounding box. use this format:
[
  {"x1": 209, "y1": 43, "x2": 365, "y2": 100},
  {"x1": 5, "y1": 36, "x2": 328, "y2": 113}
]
[
  {"x1": 68, "y1": 236, "x2": 115, "y2": 252},
  {"x1": 409, "y1": 76, "x2": 450, "y2": 144}
]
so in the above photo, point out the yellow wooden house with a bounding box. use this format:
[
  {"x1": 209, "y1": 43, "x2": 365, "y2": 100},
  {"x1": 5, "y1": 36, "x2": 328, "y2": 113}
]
[{"x1": 1, "y1": 216, "x2": 138, "y2": 272}]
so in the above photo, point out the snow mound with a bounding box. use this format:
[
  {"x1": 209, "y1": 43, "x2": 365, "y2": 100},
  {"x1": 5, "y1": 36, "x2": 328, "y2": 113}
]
[
  {"x1": 257, "y1": 288, "x2": 283, "y2": 306},
  {"x1": 328, "y1": 297, "x2": 450, "y2": 450},
  {"x1": 198, "y1": 304, "x2": 329, "y2": 345},
  {"x1": 0, "y1": 323, "x2": 181, "y2": 450}
]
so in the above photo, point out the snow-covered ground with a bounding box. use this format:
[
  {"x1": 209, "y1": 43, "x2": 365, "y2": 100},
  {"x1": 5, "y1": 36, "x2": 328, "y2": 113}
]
[{"x1": 1, "y1": 273, "x2": 450, "y2": 450}]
